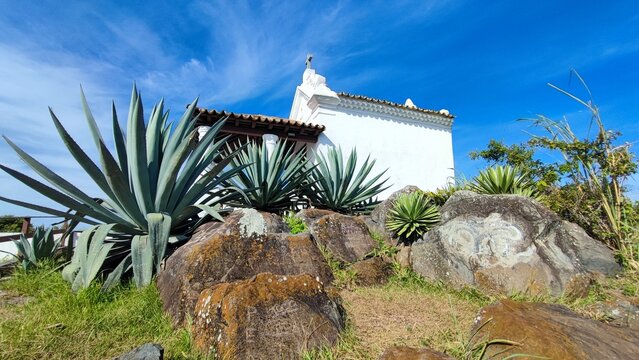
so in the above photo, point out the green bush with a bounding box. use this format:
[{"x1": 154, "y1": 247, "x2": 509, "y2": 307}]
[
  {"x1": 0, "y1": 215, "x2": 32, "y2": 233},
  {"x1": 386, "y1": 192, "x2": 440, "y2": 244},
  {"x1": 306, "y1": 147, "x2": 390, "y2": 215},
  {"x1": 425, "y1": 181, "x2": 468, "y2": 207},
  {"x1": 0, "y1": 86, "x2": 244, "y2": 290}
]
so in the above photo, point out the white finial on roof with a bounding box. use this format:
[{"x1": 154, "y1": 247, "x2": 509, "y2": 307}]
[
  {"x1": 305, "y1": 53, "x2": 313, "y2": 69},
  {"x1": 439, "y1": 109, "x2": 450, "y2": 116},
  {"x1": 404, "y1": 98, "x2": 417, "y2": 109}
]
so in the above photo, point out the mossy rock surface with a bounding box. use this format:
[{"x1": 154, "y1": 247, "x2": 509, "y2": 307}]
[{"x1": 194, "y1": 273, "x2": 344, "y2": 359}]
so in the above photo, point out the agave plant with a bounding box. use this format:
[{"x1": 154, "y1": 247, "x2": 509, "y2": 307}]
[
  {"x1": 0, "y1": 226, "x2": 60, "y2": 270},
  {"x1": 469, "y1": 165, "x2": 539, "y2": 199},
  {"x1": 223, "y1": 139, "x2": 313, "y2": 212},
  {"x1": 306, "y1": 147, "x2": 390, "y2": 214},
  {"x1": 0, "y1": 86, "x2": 243, "y2": 289},
  {"x1": 386, "y1": 192, "x2": 440, "y2": 244}
]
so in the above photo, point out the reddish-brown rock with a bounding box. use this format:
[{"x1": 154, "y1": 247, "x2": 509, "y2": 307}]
[
  {"x1": 470, "y1": 299, "x2": 639, "y2": 359},
  {"x1": 351, "y1": 257, "x2": 393, "y2": 286},
  {"x1": 301, "y1": 210, "x2": 377, "y2": 263},
  {"x1": 379, "y1": 346, "x2": 454, "y2": 360},
  {"x1": 193, "y1": 273, "x2": 345, "y2": 359},
  {"x1": 157, "y1": 209, "x2": 333, "y2": 325}
]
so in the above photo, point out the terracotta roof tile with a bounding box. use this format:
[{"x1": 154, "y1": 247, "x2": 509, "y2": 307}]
[{"x1": 195, "y1": 109, "x2": 326, "y2": 130}]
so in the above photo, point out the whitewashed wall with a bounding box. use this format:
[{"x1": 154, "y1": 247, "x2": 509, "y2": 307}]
[{"x1": 290, "y1": 69, "x2": 455, "y2": 199}]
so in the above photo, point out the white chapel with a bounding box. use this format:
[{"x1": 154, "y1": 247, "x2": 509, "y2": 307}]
[{"x1": 196, "y1": 63, "x2": 455, "y2": 199}]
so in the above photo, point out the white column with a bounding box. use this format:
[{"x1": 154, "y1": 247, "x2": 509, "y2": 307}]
[
  {"x1": 197, "y1": 125, "x2": 210, "y2": 141},
  {"x1": 262, "y1": 134, "x2": 279, "y2": 157}
]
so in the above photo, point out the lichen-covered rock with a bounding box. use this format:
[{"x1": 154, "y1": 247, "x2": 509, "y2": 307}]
[
  {"x1": 470, "y1": 299, "x2": 639, "y2": 359},
  {"x1": 301, "y1": 210, "x2": 377, "y2": 263},
  {"x1": 369, "y1": 185, "x2": 422, "y2": 243},
  {"x1": 410, "y1": 191, "x2": 621, "y2": 296},
  {"x1": 157, "y1": 209, "x2": 333, "y2": 325},
  {"x1": 194, "y1": 273, "x2": 345, "y2": 359},
  {"x1": 379, "y1": 346, "x2": 454, "y2": 360},
  {"x1": 351, "y1": 257, "x2": 393, "y2": 286}
]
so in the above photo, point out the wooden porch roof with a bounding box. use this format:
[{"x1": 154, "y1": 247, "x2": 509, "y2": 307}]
[{"x1": 194, "y1": 109, "x2": 326, "y2": 143}]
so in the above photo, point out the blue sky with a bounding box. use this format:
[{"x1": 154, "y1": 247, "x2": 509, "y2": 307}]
[{"x1": 0, "y1": 0, "x2": 638, "y2": 221}]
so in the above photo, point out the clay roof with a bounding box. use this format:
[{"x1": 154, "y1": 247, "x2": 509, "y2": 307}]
[
  {"x1": 337, "y1": 92, "x2": 455, "y2": 119},
  {"x1": 194, "y1": 108, "x2": 325, "y2": 143}
]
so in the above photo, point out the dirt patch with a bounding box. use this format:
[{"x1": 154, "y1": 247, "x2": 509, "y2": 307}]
[{"x1": 341, "y1": 286, "x2": 481, "y2": 357}]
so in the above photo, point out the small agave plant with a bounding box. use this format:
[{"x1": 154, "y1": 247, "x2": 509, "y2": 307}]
[
  {"x1": 469, "y1": 165, "x2": 540, "y2": 199},
  {"x1": 0, "y1": 86, "x2": 243, "y2": 291},
  {"x1": 306, "y1": 147, "x2": 390, "y2": 215},
  {"x1": 0, "y1": 226, "x2": 60, "y2": 270},
  {"x1": 386, "y1": 192, "x2": 440, "y2": 244}
]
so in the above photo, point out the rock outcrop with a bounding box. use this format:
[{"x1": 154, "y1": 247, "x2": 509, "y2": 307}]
[
  {"x1": 411, "y1": 191, "x2": 621, "y2": 296},
  {"x1": 470, "y1": 299, "x2": 639, "y2": 359},
  {"x1": 379, "y1": 346, "x2": 454, "y2": 360},
  {"x1": 193, "y1": 273, "x2": 345, "y2": 359},
  {"x1": 299, "y1": 209, "x2": 377, "y2": 263},
  {"x1": 157, "y1": 209, "x2": 333, "y2": 324}
]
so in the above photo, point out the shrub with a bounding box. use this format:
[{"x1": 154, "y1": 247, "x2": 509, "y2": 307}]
[
  {"x1": 223, "y1": 139, "x2": 313, "y2": 213},
  {"x1": 0, "y1": 226, "x2": 60, "y2": 270},
  {"x1": 469, "y1": 165, "x2": 539, "y2": 199},
  {"x1": 0, "y1": 86, "x2": 243, "y2": 290},
  {"x1": 386, "y1": 192, "x2": 440, "y2": 244},
  {"x1": 0, "y1": 215, "x2": 32, "y2": 233},
  {"x1": 306, "y1": 147, "x2": 390, "y2": 215},
  {"x1": 426, "y1": 181, "x2": 468, "y2": 206}
]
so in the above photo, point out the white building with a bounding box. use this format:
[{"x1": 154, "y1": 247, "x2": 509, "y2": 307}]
[{"x1": 197, "y1": 65, "x2": 455, "y2": 199}]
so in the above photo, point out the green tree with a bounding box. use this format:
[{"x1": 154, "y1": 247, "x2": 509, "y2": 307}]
[{"x1": 0, "y1": 215, "x2": 31, "y2": 233}]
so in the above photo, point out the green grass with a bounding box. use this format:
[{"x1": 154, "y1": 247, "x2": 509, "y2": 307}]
[{"x1": 0, "y1": 264, "x2": 207, "y2": 359}]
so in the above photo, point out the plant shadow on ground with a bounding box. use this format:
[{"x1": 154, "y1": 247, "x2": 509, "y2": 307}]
[{"x1": 0, "y1": 263, "x2": 208, "y2": 360}]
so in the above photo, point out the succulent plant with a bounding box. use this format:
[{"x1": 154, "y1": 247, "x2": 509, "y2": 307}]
[
  {"x1": 306, "y1": 147, "x2": 390, "y2": 215},
  {"x1": 0, "y1": 226, "x2": 61, "y2": 270},
  {"x1": 469, "y1": 165, "x2": 539, "y2": 199},
  {"x1": 0, "y1": 86, "x2": 244, "y2": 289},
  {"x1": 386, "y1": 191, "x2": 440, "y2": 244},
  {"x1": 223, "y1": 139, "x2": 313, "y2": 212}
]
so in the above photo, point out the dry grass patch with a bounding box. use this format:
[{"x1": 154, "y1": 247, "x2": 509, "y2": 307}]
[{"x1": 341, "y1": 285, "x2": 482, "y2": 358}]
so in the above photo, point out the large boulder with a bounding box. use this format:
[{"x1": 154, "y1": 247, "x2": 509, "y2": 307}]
[
  {"x1": 193, "y1": 273, "x2": 345, "y2": 359},
  {"x1": 379, "y1": 346, "x2": 454, "y2": 360},
  {"x1": 470, "y1": 299, "x2": 639, "y2": 359},
  {"x1": 157, "y1": 209, "x2": 333, "y2": 325},
  {"x1": 299, "y1": 209, "x2": 377, "y2": 263},
  {"x1": 369, "y1": 186, "x2": 422, "y2": 242},
  {"x1": 411, "y1": 191, "x2": 621, "y2": 296}
]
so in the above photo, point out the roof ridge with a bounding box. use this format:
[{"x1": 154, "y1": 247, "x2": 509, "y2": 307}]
[{"x1": 336, "y1": 92, "x2": 454, "y2": 118}]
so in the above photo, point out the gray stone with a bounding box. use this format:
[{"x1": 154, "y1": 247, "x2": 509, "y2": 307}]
[
  {"x1": 300, "y1": 209, "x2": 376, "y2": 263},
  {"x1": 113, "y1": 343, "x2": 163, "y2": 360},
  {"x1": 410, "y1": 191, "x2": 621, "y2": 296}
]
